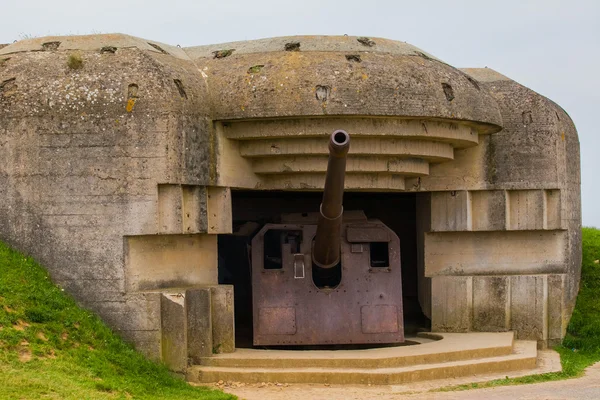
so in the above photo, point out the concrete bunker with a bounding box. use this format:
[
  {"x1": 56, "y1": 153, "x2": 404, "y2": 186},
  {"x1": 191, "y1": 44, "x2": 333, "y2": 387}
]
[{"x1": 0, "y1": 33, "x2": 581, "y2": 380}]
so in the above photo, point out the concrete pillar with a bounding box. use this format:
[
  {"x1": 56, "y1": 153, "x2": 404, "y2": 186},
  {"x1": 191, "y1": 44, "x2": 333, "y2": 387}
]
[
  {"x1": 431, "y1": 276, "x2": 472, "y2": 332},
  {"x1": 160, "y1": 294, "x2": 187, "y2": 372},
  {"x1": 186, "y1": 288, "x2": 213, "y2": 363},
  {"x1": 472, "y1": 276, "x2": 509, "y2": 332},
  {"x1": 210, "y1": 286, "x2": 235, "y2": 353}
]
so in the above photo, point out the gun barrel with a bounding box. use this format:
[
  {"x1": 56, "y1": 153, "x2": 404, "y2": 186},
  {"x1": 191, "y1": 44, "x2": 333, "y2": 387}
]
[{"x1": 312, "y1": 130, "x2": 350, "y2": 269}]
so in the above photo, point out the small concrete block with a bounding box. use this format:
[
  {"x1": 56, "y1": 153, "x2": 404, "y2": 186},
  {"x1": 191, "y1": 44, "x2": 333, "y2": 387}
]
[
  {"x1": 544, "y1": 190, "x2": 562, "y2": 230},
  {"x1": 472, "y1": 276, "x2": 509, "y2": 331},
  {"x1": 431, "y1": 191, "x2": 470, "y2": 232},
  {"x1": 548, "y1": 274, "x2": 566, "y2": 340},
  {"x1": 470, "y1": 190, "x2": 506, "y2": 231},
  {"x1": 186, "y1": 288, "x2": 213, "y2": 363},
  {"x1": 160, "y1": 294, "x2": 187, "y2": 372},
  {"x1": 125, "y1": 234, "x2": 218, "y2": 292},
  {"x1": 207, "y1": 186, "x2": 232, "y2": 234},
  {"x1": 158, "y1": 184, "x2": 183, "y2": 234},
  {"x1": 510, "y1": 275, "x2": 547, "y2": 341},
  {"x1": 508, "y1": 190, "x2": 544, "y2": 230},
  {"x1": 210, "y1": 285, "x2": 235, "y2": 353},
  {"x1": 431, "y1": 276, "x2": 472, "y2": 332},
  {"x1": 182, "y1": 185, "x2": 208, "y2": 233}
]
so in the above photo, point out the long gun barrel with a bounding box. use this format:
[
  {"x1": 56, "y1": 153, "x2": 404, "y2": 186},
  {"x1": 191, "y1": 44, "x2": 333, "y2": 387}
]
[{"x1": 312, "y1": 130, "x2": 350, "y2": 269}]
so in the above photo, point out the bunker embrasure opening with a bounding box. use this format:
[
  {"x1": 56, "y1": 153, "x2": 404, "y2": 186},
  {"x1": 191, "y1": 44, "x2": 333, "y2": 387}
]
[{"x1": 218, "y1": 190, "x2": 429, "y2": 349}]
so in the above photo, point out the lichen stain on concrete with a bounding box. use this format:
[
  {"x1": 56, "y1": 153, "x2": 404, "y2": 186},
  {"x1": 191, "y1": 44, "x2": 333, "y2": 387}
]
[{"x1": 126, "y1": 98, "x2": 136, "y2": 112}]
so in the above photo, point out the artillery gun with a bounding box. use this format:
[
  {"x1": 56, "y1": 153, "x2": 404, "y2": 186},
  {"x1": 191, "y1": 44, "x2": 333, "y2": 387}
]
[{"x1": 251, "y1": 130, "x2": 404, "y2": 346}]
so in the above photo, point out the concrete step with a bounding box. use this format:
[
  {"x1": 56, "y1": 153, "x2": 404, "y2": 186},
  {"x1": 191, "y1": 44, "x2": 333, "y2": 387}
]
[
  {"x1": 187, "y1": 334, "x2": 538, "y2": 385},
  {"x1": 196, "y1": 332, "x2": 514, "y2": 369}
]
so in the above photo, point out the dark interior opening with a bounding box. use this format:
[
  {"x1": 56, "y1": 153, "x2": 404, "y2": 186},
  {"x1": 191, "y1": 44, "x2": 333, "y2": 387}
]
[
  {"x1": 369, "y1": 242, "x2": 390, "y2": 268},
  {"x1": 263, "y1": 229, "x2": 303, "y2": 269},
  {"x1": 263, "y1": 229, "x2": 283, "y2": 269},
  {"x1": 333, "y1": 130, "x2": 349, "y2": 145},
  {"x1": 312, "y1": 261, "x2": 342, "y2": 289},
  {"x1": 218, "y1": 190, "x2": 430, "y2": 348}
]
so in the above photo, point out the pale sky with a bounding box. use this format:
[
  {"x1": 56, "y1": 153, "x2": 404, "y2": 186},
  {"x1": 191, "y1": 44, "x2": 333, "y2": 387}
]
[{"x1": 2, "y1": 0, "x2": 598, "y2": 227}]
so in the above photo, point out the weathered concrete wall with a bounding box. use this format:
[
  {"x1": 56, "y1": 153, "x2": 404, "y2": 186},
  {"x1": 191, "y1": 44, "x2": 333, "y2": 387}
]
[
  {"x1": 0, "y1": 34, "x2": 220, "y2": 358},
  {"x1": 470, "y1": 68, "x2": 582, "y2": 331},
  {"x1": 423, "y1": 69, "x2": 581, "y2": 347},
  {"x1": 0, "y1": 34, "x2": 581, "y2": 354}
]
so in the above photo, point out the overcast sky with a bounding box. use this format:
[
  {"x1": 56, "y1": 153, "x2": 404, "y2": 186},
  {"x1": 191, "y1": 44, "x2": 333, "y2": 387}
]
[{"x1": 1, "y1": 0, "x2": 598, "y2": 227}]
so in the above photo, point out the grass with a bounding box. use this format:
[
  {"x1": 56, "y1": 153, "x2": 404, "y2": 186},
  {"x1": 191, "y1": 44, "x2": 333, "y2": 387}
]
[
  {"x1": 437, "y1": 227, "x2": 600, "y2": 392},
  {"x1": 0, "y1": 241, "x2": 234, "y2": 400}
]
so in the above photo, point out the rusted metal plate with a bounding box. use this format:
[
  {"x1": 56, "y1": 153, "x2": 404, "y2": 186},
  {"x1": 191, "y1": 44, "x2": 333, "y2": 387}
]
[
  {"x1": 258, "y1": 307, "x2": 297, "y2": 335},
  {"x1": 281, "y1": 210, "x2": 367, "y2": 224},
  {"x1": 346, "y1": 225, "x2": 390, "y2": 243},
  {"x1": 361, "y1": 305, "x2": 399, "y2": 333},
  {"x1": 251, "y1": 219, "x2": 404, "y2": 346}
]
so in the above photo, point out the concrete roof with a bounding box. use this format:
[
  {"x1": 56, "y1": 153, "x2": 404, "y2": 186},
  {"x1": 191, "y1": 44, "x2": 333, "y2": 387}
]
[
  {"x1": 0, "y1": 33, "x2": 504, "y2": 131},
  {"x1": 185, "y1": 35, "x2": 441, "y2": 60}
]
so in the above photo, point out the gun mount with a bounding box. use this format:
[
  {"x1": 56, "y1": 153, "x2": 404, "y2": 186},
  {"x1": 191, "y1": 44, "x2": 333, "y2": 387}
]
[{"x1": 251, "y1": 130, "x2": 404, "y2": 346}]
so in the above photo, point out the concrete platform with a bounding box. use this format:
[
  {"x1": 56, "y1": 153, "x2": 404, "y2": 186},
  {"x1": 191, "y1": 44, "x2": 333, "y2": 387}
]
[
  {"x1": 201, "y1": 350, "x2": 562, "y2": 400},
  {"x1": 187, "y1": 332, "x2": 539, "y2": 385}
]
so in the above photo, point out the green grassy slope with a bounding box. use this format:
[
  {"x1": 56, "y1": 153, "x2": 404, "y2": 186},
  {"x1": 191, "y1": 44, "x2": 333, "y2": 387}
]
[
  {"x1": 0, "y1": 241, "x2": 234, "y2": 400},
  {"x1": 561, "y1": 227, "x2": 600, "y2": 373},
  {"x1": 439, "y1": 227, "x2": 600, "y2": 391}
]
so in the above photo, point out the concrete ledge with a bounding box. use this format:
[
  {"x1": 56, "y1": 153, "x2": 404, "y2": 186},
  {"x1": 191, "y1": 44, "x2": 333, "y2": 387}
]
[{"x1": 425, "y1": 231, "x2": 567, "y2": 276}]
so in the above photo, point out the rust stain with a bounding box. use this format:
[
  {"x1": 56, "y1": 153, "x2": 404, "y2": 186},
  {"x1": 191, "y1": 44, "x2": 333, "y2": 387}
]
[{"x1": 126, "y1": 98, "x2": 136, "y2": 112}]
